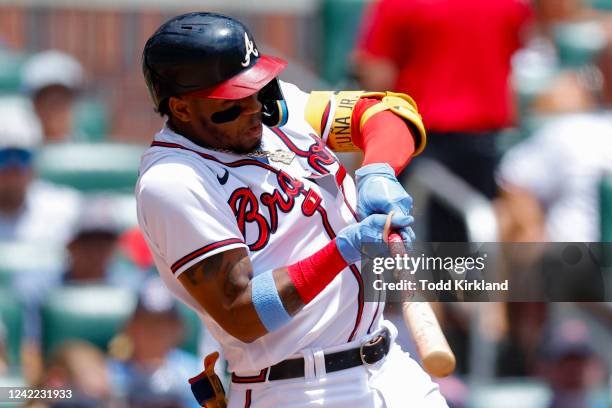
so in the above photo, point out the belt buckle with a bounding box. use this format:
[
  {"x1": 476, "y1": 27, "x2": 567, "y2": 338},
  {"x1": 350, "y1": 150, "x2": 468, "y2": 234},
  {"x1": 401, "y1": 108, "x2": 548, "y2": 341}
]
[{"x1": 359, "y1": 328, "x2": 390, "y2": 366}]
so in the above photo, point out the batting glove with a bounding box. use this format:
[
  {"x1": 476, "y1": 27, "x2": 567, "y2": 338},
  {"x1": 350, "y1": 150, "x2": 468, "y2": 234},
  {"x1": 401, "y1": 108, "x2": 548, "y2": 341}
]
[
  {"x1": 355, "y1": 163, "x2": 416, "y2": 241},
  {"x1": 336, "y1": 213, "x2": 414, "y2": 264},
  {"x1": 356, "y1": 163, "x2": 413, "y2": 218}
]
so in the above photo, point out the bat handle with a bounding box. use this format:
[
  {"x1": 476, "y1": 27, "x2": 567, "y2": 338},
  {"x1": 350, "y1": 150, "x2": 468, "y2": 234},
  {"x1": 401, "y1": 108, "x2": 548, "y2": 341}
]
[{"x1": 386, "y1": 230, "x2": 457, "y2": 378}]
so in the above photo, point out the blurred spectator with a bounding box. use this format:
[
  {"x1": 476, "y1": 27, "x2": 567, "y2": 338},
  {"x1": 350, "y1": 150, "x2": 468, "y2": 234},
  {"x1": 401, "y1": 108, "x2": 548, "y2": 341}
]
[
  {"x1": 63, "y1": 196, "x2": 122, "y2": 284},
  {"x1": 536, "y1": 320, "x2": 607, "y2": 408},
  {"x1": 497, "y1": 302, "x2": 549, "y2": 377},
  {"x1": 21, "y1": 50, "x2": 84, "y2": 143},
  {"x1": 496, "y1": 112, "x2": 612, "y2": 241},
  {"x1": 107, "y1": 277, "x2": 200, "y2": 408},
  {"x1": 496, "y1": 35, "x2": 612, "y2": 242},
  {"x1": 530, "y1": 70, "x2": 597, "y2": 114},
  {"x1": 354, "y1": 0, "x2": 532, "y2": 241},
  {"x1": 0, "y1": 102, "x2": 80, "y2": 244},
  {"x1": 12, "y1": 196, "x2": 140, "y2": 384},
  {"x1": 36, "y1": 340, "x2": 113, "y2": 408},
  {"x1": 63, "y1": 196, "x2": 151, "y2": 289},
  {"x1": 534, "y1": 0, "x2": 590, "y2": 37},
  {"x1": 15, "y1": 195, "x2": 138, "y2": 342}
]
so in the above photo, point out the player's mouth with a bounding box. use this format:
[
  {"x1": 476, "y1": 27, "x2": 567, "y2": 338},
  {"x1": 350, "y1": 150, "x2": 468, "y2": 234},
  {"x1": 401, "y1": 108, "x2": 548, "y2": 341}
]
[{"x1": 245, "y1": 121, "x2": 262, "y2": 139}]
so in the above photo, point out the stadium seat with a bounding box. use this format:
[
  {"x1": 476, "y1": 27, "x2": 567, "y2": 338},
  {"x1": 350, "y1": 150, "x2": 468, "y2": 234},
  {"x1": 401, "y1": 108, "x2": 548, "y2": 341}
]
[
  {"x1": 320, "y1": 0, "x2": 368, "y2": 85},
  {"x1": 41, "y1": 285, "x2": 201, "y2": 357},
  {"x1": 35, "y1": 142, "x2": 146, "y2": 192},
  {"x1": 41, "y1": 285, "x2": 137, "y2": 356},
  {"x1": 468, "y1": 379, "x2": 552, "y2": 408},
  {"x1": 553, "y1": 21, "x2": 606, "y2": 68},
  {"x1": 0, "y1": 242, "x2": 64, "y2": 288},
  {"x1": 0, "y1": 50, "x2": 27, "y2": 94},
  {"x1": 0, "y1": 290, "x2": 23, "y2": 372},
  {"x1": 589, "y1": 0, "x2": 612, "y2": 10},
  {"x1": 73, "y1": 99, "x2": 110, "y2": 142}
]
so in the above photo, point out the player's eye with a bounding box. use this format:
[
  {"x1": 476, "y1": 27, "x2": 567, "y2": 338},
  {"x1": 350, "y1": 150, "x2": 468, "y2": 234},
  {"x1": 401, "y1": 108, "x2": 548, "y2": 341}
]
[{"x1": 211, "y1": 105, "x2": 242, "y2": 123}]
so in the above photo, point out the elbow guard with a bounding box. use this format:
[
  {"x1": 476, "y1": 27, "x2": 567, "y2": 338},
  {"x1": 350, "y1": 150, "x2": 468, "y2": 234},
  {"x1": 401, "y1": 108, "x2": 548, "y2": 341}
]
[{"x1": 304, "y1": 90, "x2": 427, "y2": 155}]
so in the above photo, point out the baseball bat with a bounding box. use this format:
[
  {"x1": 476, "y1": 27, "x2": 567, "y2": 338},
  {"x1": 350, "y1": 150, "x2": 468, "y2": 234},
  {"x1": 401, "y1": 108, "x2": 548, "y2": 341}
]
[{"x1": 387, "y1": 231, "x2": 456, "y2": 377}]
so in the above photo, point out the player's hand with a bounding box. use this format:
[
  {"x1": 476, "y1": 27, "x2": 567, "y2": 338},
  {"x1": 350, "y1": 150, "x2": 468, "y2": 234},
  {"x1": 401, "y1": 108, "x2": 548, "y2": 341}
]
[
  {"x1": 336, "y1": 213, "x2": 414, "y2": 264},
  {"x1": 355, "y1": 163, "x2": 413, "y2": 220},
  {"x1": 355, "y1": 163, "x2": 416, "y2": 244}
]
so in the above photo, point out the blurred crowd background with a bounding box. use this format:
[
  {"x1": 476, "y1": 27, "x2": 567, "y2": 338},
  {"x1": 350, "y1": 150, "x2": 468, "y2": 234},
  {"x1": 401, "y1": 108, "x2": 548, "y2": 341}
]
[{"x1": 0, "y1": 0, "x2": 611, "y2": 407}]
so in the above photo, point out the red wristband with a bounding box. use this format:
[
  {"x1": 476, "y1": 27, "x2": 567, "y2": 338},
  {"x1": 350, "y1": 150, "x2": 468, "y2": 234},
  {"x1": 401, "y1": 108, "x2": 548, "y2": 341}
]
[{"x1": 287, "y1": 239, "x2": 348, "y2": 304}]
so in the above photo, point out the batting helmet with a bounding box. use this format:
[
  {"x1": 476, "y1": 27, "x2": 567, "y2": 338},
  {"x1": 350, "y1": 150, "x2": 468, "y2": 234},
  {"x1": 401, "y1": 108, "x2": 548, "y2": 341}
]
[{"x1": 142, "y1": 12, "x2": 288, "y2": 125}]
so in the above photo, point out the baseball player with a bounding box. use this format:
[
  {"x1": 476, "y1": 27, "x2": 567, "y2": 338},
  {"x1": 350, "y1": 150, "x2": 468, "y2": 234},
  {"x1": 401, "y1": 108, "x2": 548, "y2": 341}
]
[{"x1": 136, "y1": 12, "x2": 448, "y2": 408}]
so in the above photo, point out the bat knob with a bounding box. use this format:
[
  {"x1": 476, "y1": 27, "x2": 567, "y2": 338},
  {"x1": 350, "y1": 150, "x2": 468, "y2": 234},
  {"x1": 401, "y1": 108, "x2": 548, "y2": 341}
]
[{"x1": 422, "y1": 350, "x2": 457, "y2": 378}]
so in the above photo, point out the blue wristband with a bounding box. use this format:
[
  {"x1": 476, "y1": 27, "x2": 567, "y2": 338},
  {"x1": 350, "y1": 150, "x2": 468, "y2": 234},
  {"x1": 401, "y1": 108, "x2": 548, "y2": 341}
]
[{"x1": 251, "y1": 269, "x2": 292, "y2": 332}]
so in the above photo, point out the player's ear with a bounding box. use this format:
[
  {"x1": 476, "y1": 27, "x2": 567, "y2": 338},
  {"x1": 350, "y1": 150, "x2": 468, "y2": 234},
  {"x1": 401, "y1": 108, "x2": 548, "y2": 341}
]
[{"x1": 168, "y1": 96, "x2": 191, "y2": 123}]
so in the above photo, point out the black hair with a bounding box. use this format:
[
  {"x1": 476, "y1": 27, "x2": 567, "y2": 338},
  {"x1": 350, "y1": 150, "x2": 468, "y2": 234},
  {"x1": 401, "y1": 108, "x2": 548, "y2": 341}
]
[{"x1": 158, "y1": 98, "x2": 170, "y2": 117}]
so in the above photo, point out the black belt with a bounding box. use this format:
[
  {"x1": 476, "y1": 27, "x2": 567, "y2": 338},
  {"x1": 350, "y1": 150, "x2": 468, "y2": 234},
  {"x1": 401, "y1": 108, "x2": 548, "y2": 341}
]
[{"x1": 232, "y1": 329, "x2": 391, "y2": 383}]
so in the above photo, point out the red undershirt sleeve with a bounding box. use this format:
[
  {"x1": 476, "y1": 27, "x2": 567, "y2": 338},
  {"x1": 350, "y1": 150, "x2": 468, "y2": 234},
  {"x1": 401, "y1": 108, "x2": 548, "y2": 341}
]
[{"x1": 350, "y1": 97, "x2": 417, "y2": 175}]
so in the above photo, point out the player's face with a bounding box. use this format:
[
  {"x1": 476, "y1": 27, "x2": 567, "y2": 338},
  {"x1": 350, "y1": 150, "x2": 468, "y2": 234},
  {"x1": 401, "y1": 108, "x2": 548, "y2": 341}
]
[{"x1": 184, "y1": 94, "x2": 263, "y2": 153}]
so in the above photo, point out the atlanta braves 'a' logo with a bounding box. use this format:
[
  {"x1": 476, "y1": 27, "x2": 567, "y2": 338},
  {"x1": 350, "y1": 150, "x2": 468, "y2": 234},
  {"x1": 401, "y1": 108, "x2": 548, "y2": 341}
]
[{"x1": 241, "y1": 32, "x2": 259, "y2": 67}]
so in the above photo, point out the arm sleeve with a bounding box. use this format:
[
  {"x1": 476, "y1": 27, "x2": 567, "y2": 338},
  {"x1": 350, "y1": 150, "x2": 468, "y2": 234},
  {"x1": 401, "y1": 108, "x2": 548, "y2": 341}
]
[
  {"x1": 137, "y1": 159, "x2": 247, "y2": 276},
  {"x1": 351, "y1": 97, "x2": 416, "y2": 174}
]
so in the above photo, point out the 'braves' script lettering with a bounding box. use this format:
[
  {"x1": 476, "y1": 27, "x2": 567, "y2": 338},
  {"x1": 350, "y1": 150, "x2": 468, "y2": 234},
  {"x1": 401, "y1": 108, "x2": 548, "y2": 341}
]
[{"x1": 228, "y1": 171, "x2": 318, "y2": 251}]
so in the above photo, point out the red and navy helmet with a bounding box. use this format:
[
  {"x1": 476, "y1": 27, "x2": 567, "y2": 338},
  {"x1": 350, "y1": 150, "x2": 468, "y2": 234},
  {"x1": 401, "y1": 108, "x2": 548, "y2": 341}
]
[{"x1": 142, "y1": 12, "x2": 287, "y2": 117}]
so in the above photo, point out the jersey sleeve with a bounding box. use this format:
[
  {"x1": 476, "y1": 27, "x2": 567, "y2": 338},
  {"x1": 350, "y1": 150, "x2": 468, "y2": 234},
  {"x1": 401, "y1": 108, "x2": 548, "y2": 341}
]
[
  {"x1": 279, "y1": 80, "x2": 336, "y2": 143},
  {"x1": 136, "y1": 158, "x2": 247, "y2": 276}
]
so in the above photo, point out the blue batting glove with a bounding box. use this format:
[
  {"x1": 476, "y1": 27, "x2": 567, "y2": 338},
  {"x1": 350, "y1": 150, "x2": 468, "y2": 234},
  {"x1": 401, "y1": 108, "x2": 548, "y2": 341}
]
[
  {"x1": 355, "y1": 163, "x2": 415, "y2": 241},
  {"x1": 355, "y1": 163, "x2": 413, "y2": 219},
  {"x1": 336, "y1": 213, "x2": 414, "y2": 264}
]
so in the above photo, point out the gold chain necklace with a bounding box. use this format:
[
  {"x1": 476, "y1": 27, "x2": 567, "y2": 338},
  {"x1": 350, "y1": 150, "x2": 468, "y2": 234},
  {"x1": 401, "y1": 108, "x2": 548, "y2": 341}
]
[{"x1": 207, "y1": 147, "x2": 296, "y2": 165}]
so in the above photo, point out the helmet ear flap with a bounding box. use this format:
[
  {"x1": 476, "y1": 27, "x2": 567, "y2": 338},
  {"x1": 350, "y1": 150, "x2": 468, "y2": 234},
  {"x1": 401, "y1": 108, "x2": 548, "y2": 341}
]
[
  {"x1": 259, "y1": 78, "x2": 288, "y2": 127},
  {"x1": 262, "y1": 100, "x2": 288, "y2": 127}
]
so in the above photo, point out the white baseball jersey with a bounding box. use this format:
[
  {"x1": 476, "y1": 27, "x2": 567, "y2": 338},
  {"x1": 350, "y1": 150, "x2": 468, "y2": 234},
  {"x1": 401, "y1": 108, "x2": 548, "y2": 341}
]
[{"x1": 136, "y1": 81, "x2": 385, "y2": 374}]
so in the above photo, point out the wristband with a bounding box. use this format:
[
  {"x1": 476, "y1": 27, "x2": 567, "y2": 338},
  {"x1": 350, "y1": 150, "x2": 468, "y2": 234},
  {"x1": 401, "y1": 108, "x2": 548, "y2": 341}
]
[
  {"x1": 251, "y1": 269, "x2": 292, "y2": 332},
  {"x1": 287, "y1": 239, "x2": 349, "y2": 304}
]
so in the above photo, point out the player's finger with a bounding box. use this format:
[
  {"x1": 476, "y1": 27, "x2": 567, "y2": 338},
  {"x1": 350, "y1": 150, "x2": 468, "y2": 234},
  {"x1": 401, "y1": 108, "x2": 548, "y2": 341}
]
[
  {"x1": 397, "y1": 226, "x2": 415, "y2": 243},
  {"x1": 389, "y1": 214, "x2": 413, "y2": 229},
  {"x1": 389, "y1": 200, "x2": 411, "y2": 217}
]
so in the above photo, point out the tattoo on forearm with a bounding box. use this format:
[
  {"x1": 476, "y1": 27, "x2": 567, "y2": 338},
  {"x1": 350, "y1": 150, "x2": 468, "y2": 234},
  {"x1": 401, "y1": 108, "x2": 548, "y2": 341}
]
[
  {"x1": 183, "y1": 251, "x2": 304, "y2": 318},
  {"x1": 223, "y1": 257, "x2": 251, "y2": 300}
]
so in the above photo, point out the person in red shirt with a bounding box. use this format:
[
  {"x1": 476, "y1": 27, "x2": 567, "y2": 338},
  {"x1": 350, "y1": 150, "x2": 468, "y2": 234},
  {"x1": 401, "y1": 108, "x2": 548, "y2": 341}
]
[{"x1": 354, "y1": 0, "x2": 532, "y2": 241}]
